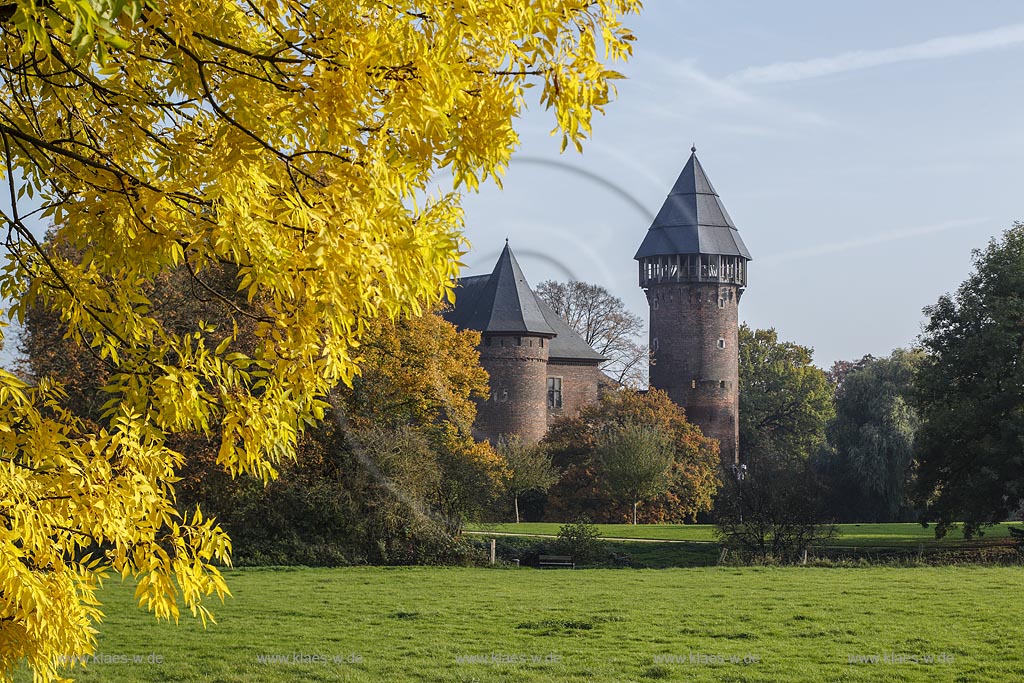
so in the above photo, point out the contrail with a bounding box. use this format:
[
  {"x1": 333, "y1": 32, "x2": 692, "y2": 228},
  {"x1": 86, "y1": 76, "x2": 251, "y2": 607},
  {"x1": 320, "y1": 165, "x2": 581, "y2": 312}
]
[
  {"x1": 758, "y1": 217, "x2": 990, "y2": 266},
  {"x1": 732, "y1": 23, "x2": 1024, "y2": 84}
]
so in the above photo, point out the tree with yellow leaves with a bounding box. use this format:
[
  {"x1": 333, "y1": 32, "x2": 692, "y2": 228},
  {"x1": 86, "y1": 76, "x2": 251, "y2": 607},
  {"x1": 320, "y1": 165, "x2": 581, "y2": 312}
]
[{"x1": 0, "y1": 0, "x2": 640, "y2": 679}]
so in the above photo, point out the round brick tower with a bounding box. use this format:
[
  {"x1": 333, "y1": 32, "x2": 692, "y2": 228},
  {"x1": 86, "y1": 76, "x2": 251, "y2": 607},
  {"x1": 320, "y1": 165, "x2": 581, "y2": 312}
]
[
  {"x1": 475, "y1": 333, "x2": 550, "y2": 443},
  {"x1": 450, "y1": 241, "x2": 556, "y2": 444},
  {"x1": 635, "y1": 147, "x2": 752, "y2": 465}
]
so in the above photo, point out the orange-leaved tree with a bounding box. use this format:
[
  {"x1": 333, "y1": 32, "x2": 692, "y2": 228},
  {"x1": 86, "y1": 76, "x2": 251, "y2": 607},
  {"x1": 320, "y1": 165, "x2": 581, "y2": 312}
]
[
  {"x1": 545, "y1": 389, "x2": 720, "y2": 523},
  {"x1": 341, "y1": 310, "x2": 506, "y2": 534}
]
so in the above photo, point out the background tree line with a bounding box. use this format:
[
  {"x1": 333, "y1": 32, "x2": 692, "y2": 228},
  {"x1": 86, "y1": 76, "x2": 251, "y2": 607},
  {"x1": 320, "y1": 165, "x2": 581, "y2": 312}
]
[
  {"x1": 17, "y1": 224, "x2": 1024, "y2": 566},
  {"x1": 719, "y1": 222, "x2": 1024, "y2": 550}
]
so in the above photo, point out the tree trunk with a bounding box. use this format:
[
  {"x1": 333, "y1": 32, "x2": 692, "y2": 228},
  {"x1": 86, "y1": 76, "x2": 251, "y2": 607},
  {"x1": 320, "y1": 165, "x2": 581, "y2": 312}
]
[
  {"x1": 514, "y1": 495, "x2": 520, "y2": 524},
  {"x1": 633, "y1": 501, "x2": 638, "y2": 525}
]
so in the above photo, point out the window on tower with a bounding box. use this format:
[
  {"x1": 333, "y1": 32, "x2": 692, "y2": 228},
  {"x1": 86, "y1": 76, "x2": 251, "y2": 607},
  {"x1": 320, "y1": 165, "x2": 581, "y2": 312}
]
[
  {"x1": 686, "y1": 254, "x2": 699, "y2": 278},
  {"x1": 547, "y1": 377, "x2": 563, "y2": 409},
  {"x1": 701, "y1": 254, "x2": 720, "y2": 279},
  {"x1": 717, "y1": 338, "x2": 726, "y2": 349}
]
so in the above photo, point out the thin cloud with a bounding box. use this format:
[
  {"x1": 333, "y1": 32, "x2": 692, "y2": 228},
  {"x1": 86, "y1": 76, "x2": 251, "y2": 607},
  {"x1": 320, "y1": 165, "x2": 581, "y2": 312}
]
[
  {"x1": 759, "y1": 218, "x2": 990, "y2": 266},
  {"x1": 733, "y1": 23, "x2": 1024, "y2": 84},
  {"x1": 666, "y1": 59, "x2": 758, "y2": 107},
  {"x1": 639, "y1": 55, "x2": 830, "y2": 127}
]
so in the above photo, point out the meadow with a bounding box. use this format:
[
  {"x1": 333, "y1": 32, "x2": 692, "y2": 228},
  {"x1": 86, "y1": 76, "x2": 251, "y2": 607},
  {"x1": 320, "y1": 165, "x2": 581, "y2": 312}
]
[
  {"x1": 30, "y1": 565, "x2": 1024, "y2": 683},
  {"x1": 468, "y1": 521, "x2": 1017, "y2": 547}
]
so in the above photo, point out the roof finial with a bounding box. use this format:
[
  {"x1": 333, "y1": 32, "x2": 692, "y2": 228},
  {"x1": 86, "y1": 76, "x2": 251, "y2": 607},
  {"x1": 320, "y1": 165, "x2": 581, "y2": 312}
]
[
  {"x1": 691, "y1": 143, "x2": 697, "y2": 154},
  {"x1": 505, "y1": 237, "x2": 509, "y2": 244}
]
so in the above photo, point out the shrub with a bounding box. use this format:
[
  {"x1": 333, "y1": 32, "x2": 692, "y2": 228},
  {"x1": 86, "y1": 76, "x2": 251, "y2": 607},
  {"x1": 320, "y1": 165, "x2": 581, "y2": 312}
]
[
  {"x1": 714, "y1": 453, "x2": 836, "y2": 564},
  {"x1": 554, "y1": 516, "x2": 604, "y2": 565}
]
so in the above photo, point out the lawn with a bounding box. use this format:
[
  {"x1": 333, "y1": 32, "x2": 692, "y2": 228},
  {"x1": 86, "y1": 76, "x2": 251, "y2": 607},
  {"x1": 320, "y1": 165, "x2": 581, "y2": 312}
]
[
  {"x1": 27, "y1": 565, "x2": 1024, "y2": 683},
  {"x1": 468, "y1": 522, "x2": 1019, "y2": 547}
]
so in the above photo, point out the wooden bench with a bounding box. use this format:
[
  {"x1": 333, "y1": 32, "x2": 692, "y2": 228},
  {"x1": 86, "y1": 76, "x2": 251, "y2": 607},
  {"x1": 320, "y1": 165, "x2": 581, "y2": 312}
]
[
  {"x1": 538, "y1": 555, "x2": 575, "y2": 569},
  {"x1": 1009, "y1": 526, "x2": 1024, "y2": 543}
]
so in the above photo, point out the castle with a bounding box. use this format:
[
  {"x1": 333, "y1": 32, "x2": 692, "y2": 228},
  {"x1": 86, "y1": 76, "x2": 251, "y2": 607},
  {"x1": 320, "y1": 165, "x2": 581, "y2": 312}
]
[
  {"x1": 445, "y1": 242, "x2": 613, "y2": 443},
  {"x1": 447, "y1": 148, "x2": 752, "y2": 463}
]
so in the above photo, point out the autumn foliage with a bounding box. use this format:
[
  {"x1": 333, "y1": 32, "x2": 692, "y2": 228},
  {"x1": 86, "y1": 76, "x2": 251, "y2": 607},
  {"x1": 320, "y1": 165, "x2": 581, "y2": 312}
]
[
  {"x1": 544, "y1": 389, "x2": 720, "y2": 523},
  {"x1": 339, "y1": 311, "x2": 506, "y2": 535},
  {"x1": 22, "y1": 291, "x2": 504, "y2": 564},
  {"x1": 0, "y1": 0, "x2": 640, "y2": 678},
  {"x1": 201, "y1": 310, "x2": 505, "y2": 565}
]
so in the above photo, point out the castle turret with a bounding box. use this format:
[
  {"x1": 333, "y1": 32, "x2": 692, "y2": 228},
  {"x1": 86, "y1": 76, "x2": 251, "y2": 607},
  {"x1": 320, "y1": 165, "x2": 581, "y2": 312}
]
[
  {"x1": 448, "y1": 241, "x2": 555, "y2": 443},
  {"x1": 445, "y1": 242, "x2": 611, "y2": 445},
  {"x1": 635, "y1": 147, "x2": 752, "y2": 465}
]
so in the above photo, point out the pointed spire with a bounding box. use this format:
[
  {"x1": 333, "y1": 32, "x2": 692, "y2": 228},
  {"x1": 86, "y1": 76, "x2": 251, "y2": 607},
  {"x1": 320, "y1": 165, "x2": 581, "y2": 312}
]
[
  {"x1": 457, "y1": 242, "x2": 556, "y2": 336},
  {"x1": 444, "y1": 244, "x2": 606, "y2": 361},
  {"x1": 667, "y1": 148, "x2": 720, "y2": 199},
  {"x1": 634, "y1": 147, "x2": 752, "y2": 261}
]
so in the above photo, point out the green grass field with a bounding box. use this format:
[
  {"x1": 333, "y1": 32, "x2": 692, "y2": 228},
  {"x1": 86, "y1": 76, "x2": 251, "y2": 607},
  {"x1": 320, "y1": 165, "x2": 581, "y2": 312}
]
[
  {"x1": 469, "y1": 522, "x2": 1019, "y2": 547},
  {"x1": 26, "y1": 565, "x2": 1024, "y2": 683}
]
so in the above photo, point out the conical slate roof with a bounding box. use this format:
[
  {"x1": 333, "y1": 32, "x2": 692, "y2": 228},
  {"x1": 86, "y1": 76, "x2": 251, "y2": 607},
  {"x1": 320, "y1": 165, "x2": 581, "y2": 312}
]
[
  {"x1": 447, "y1": 242, "x2": 556, "y2": 336},
  {"x1": 444, "y1": 244, "x2": 606, "y2": 362},
  {"x1": 634, "y1": 148, "x2": 752, "y2": 260}
]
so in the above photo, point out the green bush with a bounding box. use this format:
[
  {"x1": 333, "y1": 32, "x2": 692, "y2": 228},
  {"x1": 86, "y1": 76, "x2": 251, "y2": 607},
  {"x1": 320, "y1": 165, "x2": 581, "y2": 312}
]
[{"x1": 554, "y1": 516, "x2": 604, "y2": 565}]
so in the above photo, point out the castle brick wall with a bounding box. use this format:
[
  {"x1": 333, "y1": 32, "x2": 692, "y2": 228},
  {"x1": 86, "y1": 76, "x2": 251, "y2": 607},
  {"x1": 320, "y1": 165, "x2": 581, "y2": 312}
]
[
  {"x1": 545, "y1": 361, "x2": 605, "y2": 426},
  {"x1": 474, "y1": 334, "x2": 550, "y2": 444},
  {"x1": 647, "y1": 281, "x2": 740, "y2": 464}
]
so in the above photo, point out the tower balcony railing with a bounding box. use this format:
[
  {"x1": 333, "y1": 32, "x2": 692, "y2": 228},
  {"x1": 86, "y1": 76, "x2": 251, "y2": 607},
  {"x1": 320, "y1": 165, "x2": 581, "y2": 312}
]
[{"x1": 639, "y1": 254, "x2": 747, "y2": 287}]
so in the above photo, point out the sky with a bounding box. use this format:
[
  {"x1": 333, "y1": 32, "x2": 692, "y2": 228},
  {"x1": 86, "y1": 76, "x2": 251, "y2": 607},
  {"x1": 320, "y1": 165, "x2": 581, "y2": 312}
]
[
  {"x1": 2, "y1": 3, "x2": 1022, "y2": 371},
  {"x1": 457, "y1": 1, "x2": 1024, "y2": 368}
]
